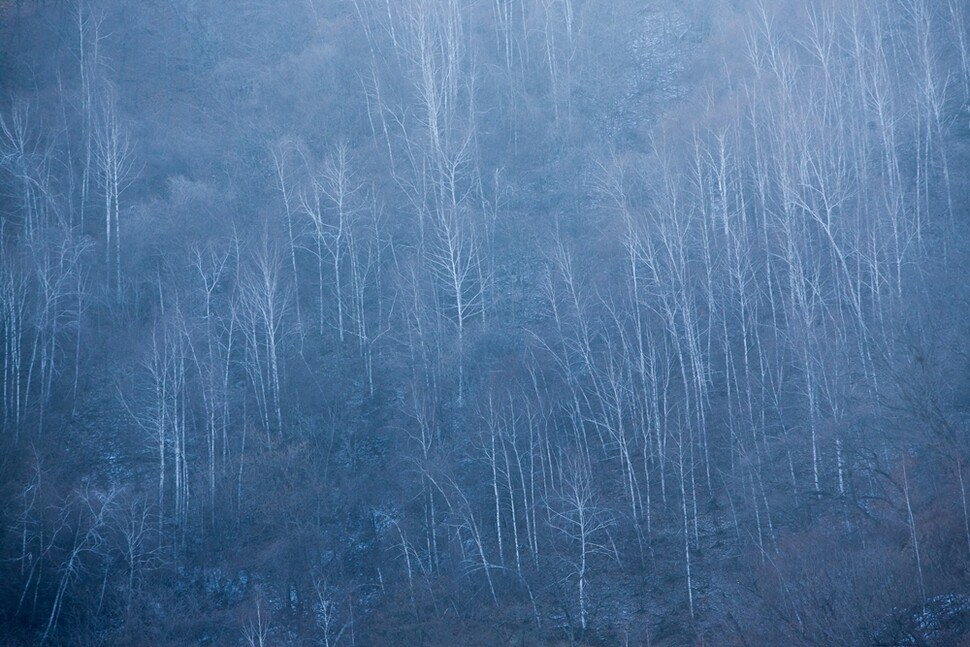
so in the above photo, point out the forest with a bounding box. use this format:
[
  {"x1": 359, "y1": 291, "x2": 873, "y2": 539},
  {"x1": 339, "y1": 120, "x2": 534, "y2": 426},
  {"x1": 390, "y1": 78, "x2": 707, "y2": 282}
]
[{"x1": 1, "y1": 0, "x2": 969, "y2": 644}]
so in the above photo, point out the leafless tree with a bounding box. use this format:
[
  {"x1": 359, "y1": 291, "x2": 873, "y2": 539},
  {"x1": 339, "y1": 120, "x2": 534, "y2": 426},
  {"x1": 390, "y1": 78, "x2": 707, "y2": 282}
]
[
  {"x1": 549, "y1": 453, "x2": 617, "y2": 632},
  {"x1": 238, "y1": 242, "x2": 290, "y2": 436},
  {"x1": 93, "y1": 90, "x2": 137, "y2": 298}
]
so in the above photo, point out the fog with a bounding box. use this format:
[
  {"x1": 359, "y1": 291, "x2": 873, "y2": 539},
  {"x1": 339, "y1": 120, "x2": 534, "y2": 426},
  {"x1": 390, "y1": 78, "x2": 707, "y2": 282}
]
[{"x1": 1, "y1": 0, "x2": 969, "y2": 644}]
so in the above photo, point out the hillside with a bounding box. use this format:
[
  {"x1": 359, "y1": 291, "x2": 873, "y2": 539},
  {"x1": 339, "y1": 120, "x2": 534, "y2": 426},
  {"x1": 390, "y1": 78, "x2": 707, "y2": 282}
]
[{"x1": 1, "y1": 0, "x2": 969, "y2": 644}]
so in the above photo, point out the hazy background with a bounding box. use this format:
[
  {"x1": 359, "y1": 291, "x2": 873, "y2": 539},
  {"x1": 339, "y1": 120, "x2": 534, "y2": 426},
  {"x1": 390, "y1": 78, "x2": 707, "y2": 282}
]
[{"x1": 1, "y1": 0, "x2": 969, "y2": 644}]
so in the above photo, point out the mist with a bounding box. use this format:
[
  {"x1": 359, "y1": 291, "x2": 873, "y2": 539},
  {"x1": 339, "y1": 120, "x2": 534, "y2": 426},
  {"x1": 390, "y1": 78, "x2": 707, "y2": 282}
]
[{"x1": 1, "y1": 0, "x2": 969, "y2": 644}]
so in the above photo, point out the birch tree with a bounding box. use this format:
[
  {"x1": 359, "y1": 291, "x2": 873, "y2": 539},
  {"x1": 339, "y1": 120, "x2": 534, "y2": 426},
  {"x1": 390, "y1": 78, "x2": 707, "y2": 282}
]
[
  {"x1": 94, "y1": 91, "x2": 137, "y2": 298},
  {"x1": 549, "y1": 453, "x2": 616, "y2": 633}
]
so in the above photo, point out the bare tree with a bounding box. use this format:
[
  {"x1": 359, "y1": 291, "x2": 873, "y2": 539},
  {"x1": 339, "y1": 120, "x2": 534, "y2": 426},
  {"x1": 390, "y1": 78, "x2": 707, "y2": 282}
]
[
  {"x1": 242, "y1": 587, "x2": 272, "y2": 647},
  {"x1": 106, "y1": 490, "x2": 161, "y2": 615},
  {"x1": 93, "y1": 90, "x2": 137, "y2": 298},
  {"x1": 312, "y1": 577, "x2": 348, "y2": 647},
  {"x1": 549, "y1": 453, "x2": 616, "y2": 633},
  {"x1": 25, "y1": 228, "x2": 92, "y2": 436},
  {"x1": 0, "y1": 245, "x2": 30, "y2": 434},
  {"x1": 238, "y1": 242, "x2": 290, "y2": 436},
  {"x1": 74, "y1": 0, "x2": 107, "y2": 229},
  {"x1": 186, "y1": 238, "x2": 236, "y2": 524},
  {"x1": 302, "y1": 143, "x2": 362, "y2": 342},
  {"x1": 39, "y1": 485, "x2": 118, "y2": 646},
  {"x1": 0, "y1": 103, "x2": 57, "y2": 237},
  {"x1": 271, "y1": 139, "x2": 305, "y2": 328}
]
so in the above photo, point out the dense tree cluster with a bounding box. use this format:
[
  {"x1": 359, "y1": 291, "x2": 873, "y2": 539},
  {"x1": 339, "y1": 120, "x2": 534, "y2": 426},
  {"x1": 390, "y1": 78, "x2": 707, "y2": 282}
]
[{"x1": 1, "y1": 0, "x2": 969, "y2": 644}]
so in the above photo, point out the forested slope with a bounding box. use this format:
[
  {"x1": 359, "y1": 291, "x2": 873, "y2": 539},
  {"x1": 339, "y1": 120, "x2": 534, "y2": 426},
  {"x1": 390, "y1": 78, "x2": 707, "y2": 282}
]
[{"x1": 1, "y1": 0, "x2": 969, "y2": 644}]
